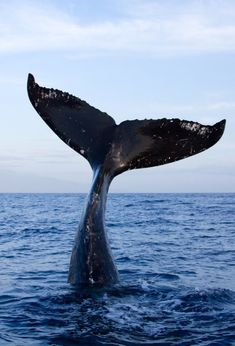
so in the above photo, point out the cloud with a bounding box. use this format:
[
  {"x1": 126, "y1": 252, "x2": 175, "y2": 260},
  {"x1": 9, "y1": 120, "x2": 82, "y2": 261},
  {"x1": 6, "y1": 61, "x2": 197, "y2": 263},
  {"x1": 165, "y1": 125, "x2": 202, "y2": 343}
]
[
  {"x1": 207, "y1": 101, "x2": 235, "y2": 110},
  {"x1": 1, "y1": 1, "x2": 235, "y2": 56}
]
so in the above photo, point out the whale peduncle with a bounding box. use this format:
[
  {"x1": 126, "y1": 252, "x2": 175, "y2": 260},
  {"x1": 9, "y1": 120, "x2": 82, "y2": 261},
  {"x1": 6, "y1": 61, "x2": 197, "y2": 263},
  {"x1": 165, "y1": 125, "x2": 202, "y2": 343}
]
[{"x1": 68, "y1": 166, "x2": 119, "y2": 286}]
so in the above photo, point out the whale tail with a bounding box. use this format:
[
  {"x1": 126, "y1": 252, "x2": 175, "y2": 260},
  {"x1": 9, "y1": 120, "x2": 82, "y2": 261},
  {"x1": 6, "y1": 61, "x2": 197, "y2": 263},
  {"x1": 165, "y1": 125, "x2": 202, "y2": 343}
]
[
  {"x1": 27, "y1": 73, "x2": 226, "y2": 177},
  {"x1": 28, "y1": 74, "x2": 226, "y2": 286}
]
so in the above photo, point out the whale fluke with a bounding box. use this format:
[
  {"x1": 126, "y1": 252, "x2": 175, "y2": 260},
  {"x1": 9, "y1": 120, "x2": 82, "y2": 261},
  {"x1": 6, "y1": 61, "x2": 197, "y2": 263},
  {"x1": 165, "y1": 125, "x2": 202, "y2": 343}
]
[
  {"x1": 27, "y1": 73, "x2": 226, "y2": 286},
  {"x1": 104, "y1": 118, "x2": 225, "y2": 177},
  {"x1": 27, "y1": 73, "x2": 116, "y2": 168},
  {"x1": 27, "y1": 74, "x2": 225, "y2": 177}
]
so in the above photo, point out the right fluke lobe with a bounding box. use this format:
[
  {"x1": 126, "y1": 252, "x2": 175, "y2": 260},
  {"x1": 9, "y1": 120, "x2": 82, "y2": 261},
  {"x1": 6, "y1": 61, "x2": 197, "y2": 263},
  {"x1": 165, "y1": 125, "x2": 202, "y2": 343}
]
[{"x1": 105, "y1": 118, "x2": 226, "y2": 176}]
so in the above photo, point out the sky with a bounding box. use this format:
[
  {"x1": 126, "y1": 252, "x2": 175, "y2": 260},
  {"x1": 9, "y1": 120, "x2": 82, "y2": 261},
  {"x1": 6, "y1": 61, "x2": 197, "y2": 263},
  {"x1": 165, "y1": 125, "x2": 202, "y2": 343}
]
[{"x1": 0, "y1": 0, "x2": 234, "y2": 192}]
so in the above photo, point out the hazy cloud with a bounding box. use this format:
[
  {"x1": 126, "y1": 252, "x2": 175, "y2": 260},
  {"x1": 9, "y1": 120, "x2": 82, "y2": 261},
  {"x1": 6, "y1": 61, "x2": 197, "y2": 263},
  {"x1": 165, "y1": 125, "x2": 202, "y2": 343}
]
[
  {"x1": 1, "y1": 1, "x2": 235, "y2": 56},
  {"x1": 207, "y1": 101, "x2": 235, "y2": 110}
]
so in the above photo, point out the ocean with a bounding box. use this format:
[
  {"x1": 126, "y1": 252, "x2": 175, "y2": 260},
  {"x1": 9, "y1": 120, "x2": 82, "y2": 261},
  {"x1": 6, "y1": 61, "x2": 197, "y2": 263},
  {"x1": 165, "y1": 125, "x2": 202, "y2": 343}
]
[{"x1": 0, "y1": 193, "x2": 235, "y2": 345}]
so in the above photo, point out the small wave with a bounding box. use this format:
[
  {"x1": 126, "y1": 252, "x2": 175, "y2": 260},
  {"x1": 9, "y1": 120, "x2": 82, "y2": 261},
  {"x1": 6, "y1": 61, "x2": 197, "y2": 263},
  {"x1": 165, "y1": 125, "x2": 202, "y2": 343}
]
[
  {"x1": 170, "y1": 288, "x2": 235, "y2": 313},
  {"x1": 106, "y1": 222, "x2": 119, "y2": 227},
  {"x1": 144, "y1": 272, "x2": 180, "y2": 281},
  {"x1": 0, "y1": 334, "x2": 14, "y2": 344},
  {"x1": 156, "y1": 273, "x2": 180, "y2": 281},
  {"x1": 140, "y1": 199, "x2": 168, "y2": 204},
  {"x1": 117, "y1": 256, "x2": 131, "y2": 262},
  {"x1": 20, "y1": 226, "x2": 60, "y2": 237},
  {"x1": 134, "y1": 217, "x2": 179, "y2": 226},
  {"x1": 0, "y1": 295, "x2": 19, "y2": 305},
  {"x1": 107, "y1": 222, "x2": 127, "y2": 228}
]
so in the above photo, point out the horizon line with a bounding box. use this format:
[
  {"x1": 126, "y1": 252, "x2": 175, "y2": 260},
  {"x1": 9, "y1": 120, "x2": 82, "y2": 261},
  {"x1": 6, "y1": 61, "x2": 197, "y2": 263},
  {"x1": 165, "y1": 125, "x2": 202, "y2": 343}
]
[{"x1": 0, "y1": 192, "x2": 234, "y2": 194}]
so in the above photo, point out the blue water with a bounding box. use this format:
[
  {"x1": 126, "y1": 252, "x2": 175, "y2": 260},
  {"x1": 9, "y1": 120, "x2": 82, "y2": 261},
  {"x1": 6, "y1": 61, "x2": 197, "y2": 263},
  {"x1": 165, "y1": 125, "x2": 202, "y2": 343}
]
[{"x1": 0, "y1": 193, "x2": 235, "y2": 345}]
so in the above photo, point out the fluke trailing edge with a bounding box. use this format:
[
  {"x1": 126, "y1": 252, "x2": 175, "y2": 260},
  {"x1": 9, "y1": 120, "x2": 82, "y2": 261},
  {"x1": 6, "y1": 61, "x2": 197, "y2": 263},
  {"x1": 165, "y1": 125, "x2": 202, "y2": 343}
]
[{"x1": 27, "y1": 73, "x2": 226, "y2": 286}]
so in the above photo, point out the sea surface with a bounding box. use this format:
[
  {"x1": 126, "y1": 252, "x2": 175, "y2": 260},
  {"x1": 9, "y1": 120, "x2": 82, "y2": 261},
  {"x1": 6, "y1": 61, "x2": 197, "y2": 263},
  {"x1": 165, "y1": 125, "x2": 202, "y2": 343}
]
[{"x1": 0, "y1": 193, "x2": 235, "y2": 346}]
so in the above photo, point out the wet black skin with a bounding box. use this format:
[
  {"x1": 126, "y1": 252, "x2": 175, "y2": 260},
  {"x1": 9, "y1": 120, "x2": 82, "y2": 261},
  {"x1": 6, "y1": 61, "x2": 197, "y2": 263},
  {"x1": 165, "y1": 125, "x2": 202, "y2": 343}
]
[
  {"x1": 27, "y1": 74, "x2": 226, "y2": 286},
  {"x1": 68, "y1": 167, "x2": 119, "y2": 285}
]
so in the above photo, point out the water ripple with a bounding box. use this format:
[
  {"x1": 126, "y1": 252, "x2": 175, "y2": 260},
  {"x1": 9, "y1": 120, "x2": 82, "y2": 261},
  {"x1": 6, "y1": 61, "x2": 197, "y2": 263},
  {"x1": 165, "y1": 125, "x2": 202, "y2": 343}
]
[{"x1": 0, "y1": 193, "x2": 235, "y2": 345}]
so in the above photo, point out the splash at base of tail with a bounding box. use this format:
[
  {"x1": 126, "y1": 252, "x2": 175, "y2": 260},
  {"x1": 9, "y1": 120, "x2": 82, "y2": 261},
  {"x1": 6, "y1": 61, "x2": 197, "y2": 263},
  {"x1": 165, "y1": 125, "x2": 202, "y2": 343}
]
[{"x1": 27, "y1": 73, "x2": 226, "y2": 286}]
